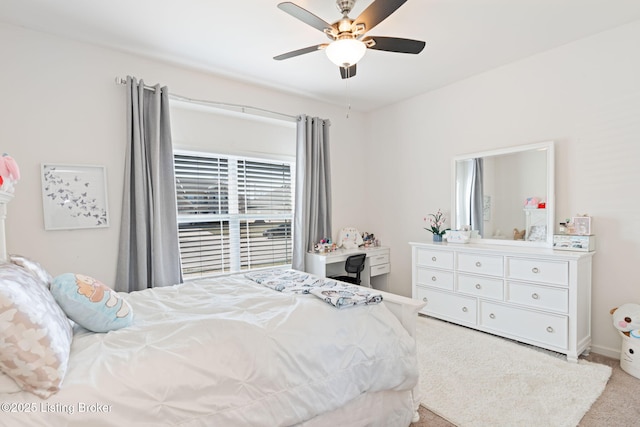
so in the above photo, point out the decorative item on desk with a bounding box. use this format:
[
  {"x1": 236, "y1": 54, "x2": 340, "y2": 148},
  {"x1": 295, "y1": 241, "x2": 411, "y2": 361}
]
[
  {"x1": 314, "y1": 238, "x2": 336, "y2": 253},
  {"x1": 572, "y1": 215, "x2": 591, "y2": 235},
  {"x1": 0, "y1": 153, "x2": 20, "y2": 193},
  {"x1": 361, "y1": 232, "x2": 376, "y2": 247},
  {"x1": 338, "y1": 227, "x2": 363, "y2": 249},
  {"x1": 423, "y1": 210, "x2": 449, "y2": 242}
]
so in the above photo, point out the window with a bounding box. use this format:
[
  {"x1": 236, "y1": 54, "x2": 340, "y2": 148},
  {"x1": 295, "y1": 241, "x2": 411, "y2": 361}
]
[{"x1": 174, "y1": 151, "x2": 294, "y2": 278}]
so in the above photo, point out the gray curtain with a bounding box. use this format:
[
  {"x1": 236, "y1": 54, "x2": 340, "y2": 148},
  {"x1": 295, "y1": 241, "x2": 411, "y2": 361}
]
[
  {"x1": 115, "y1": 76, "x2": 182, "y2": 292},
  {"x1": 292, "y1": 115, "x2": 332, "y2": 271},
  {"x1": 469, "y1": 158, "x2": 484, "y2": 237}
]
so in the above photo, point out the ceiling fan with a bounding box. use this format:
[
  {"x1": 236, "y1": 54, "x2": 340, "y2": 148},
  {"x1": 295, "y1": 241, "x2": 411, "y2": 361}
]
[{"x1": 274, "y1": 0, "x2": 425, "y2": 79}]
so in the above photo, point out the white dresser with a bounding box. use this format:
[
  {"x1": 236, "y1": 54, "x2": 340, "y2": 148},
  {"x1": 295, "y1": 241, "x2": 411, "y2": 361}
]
[{"x1": 410, "y1": 241, "x2": 594, "y2": 362}]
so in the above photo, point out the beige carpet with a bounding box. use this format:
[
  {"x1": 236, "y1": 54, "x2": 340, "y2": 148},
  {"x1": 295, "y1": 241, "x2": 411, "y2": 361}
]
[{"x1": 415, "y1": 316, "x2": 612, "y2": 427}]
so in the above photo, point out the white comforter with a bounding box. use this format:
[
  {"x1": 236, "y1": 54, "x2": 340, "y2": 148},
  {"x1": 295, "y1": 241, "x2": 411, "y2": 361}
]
[{"x1": 0, "y1": 273, "x2": 418, "y2": 427}]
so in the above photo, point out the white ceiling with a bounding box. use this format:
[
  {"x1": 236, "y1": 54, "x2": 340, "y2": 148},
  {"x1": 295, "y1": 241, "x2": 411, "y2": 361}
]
[{"x1": 2, "y1": 0, "x2": 640, "y2": 112}]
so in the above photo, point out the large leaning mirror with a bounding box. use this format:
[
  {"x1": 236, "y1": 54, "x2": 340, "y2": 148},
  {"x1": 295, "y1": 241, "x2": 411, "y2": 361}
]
[{"x1": 452, "y1": 141, "x2": 555, "y2": 247}]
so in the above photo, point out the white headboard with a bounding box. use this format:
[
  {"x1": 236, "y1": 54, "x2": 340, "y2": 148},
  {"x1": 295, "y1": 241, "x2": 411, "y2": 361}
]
[{"x1": 0, "y1": 191, "x2": 13, "y2": 262}]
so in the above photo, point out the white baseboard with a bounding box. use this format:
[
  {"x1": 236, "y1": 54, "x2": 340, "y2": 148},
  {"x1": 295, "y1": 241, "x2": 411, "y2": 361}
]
[{"x1": 590, "y1": 344, "x2": 621, "y2": 360}]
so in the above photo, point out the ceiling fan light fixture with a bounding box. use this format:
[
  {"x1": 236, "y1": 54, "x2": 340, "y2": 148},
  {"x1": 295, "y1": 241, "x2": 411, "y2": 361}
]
[{"x1": 325, "y1": 39, "x2": 366, "y2": 67}]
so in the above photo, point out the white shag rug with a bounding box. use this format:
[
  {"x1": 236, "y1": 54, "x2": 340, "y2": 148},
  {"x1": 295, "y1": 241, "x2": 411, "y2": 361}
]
[{"x1": 416, "y1": 316, "x2": 612, "y2": 427}]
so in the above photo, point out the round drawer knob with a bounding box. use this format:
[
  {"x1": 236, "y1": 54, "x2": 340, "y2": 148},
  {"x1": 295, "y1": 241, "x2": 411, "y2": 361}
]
[
  {"x1": 431, "y1": 276, "x2": 437, "y2": 281},
  {"x1": 432, "y1": 256, "x2": 437, "y2": 262},
  {"x1": 475, "y1": 261, "x2": 482, "y2": 267},
  {"x1": 475, "y1": 284, "x2": 482, "y2": 289},
  {"x1": 532, "y1": 267, "x2": 540, "y2": 274},
  {"x1": 462, "y1": 307, "x2": 468, "y2": 312},
  {"x1": 546, "y1": 326, "x2": 554, "y2": 333},
  {"x1": 422, "y1": 297, "x2": 428, "y2": 303},
  {"x1": 489, "y1": 313, "x2": 496, "y2": 319},
  {"x1": 531, "y1": 293, "x2": 539, "y2": 300}
]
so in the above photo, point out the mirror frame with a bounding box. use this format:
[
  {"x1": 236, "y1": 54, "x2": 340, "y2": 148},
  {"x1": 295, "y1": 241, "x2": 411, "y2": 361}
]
[{"x1": 451, "y1": 141, "x2": 555, "y2": 247}]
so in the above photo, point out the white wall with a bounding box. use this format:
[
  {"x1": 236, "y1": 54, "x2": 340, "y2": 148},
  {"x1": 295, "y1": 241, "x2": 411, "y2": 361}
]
[
  {"x1": 170, "y1": 103, "x2": 296, "y2": 160},
  {"x1": 366, "y1": 20, "x2": 640, "y2": 356},
  {"x1": 0, "y1": 23, "x2": 368, "y2": 287},
  {"x1": 3, "y1": 19, "x2": 639, "y2": 357}
]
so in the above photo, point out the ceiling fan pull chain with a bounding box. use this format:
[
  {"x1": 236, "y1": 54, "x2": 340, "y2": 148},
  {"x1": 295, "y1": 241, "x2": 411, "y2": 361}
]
[{"x1": 345, "y1": 77, "x2": 351, "y2": 119}]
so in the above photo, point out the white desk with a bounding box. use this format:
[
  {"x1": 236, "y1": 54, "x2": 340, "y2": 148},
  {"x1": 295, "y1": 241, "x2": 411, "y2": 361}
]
[{"x1": 305, "y1": 246, "x2": 390, "y2": 288}]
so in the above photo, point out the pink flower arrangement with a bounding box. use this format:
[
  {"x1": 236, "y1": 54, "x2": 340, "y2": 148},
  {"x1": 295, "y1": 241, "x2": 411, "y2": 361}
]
[{"x1": 423, "y1": 209, "x2": 448, "y2": 236}]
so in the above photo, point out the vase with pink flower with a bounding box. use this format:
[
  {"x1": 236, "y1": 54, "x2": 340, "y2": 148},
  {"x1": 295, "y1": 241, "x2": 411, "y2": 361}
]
[{"x1": 424, "y1": 210, "x2": 449, "y2": 242}]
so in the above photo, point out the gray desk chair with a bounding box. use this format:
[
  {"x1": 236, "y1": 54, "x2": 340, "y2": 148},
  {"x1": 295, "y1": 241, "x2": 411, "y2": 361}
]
[{"x1": 331, "y1": 253, "x2": 366, "y2": 285}]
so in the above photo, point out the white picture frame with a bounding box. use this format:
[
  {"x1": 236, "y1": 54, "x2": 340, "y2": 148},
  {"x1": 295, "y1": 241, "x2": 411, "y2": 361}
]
[
  {"x1": 572, "y1": 216, "x2": 591, "y2": 235},
  {"x1": 41, "y1": 164, "x2": 109, "y2": 230}
]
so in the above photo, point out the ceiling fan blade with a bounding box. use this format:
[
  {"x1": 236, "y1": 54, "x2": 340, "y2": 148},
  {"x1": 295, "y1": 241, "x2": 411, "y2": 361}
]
[
  {"x1": 339, "y1": 65, "x2": 357, "y2": 79},
  {"x1": 274, "y1": 44, "x2": 328, "y2": 61},
  {"x1": 354, "y1": 0, "x2": 408, "y2": 34},
  {"x1": 363, "y1": 36, "x2": 425, "y2": 54},
  {"x1": 277, "y1": 2, "x2": 333, "y2": 33}
]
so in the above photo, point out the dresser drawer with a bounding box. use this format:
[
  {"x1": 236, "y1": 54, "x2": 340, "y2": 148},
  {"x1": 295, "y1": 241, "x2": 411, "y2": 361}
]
[
  {"x1": 371, "y1": 263, "x2": 390, "y2": 277},
  {"x1": 480, "y1": 301, "x2": 568, "y2": 349},
  {"x1": 416, "y1": 268, "x2": 454, "y2": 291},
  {"x1": 507, "y1": 282, "x2": 568, "y2": 313},
  {"x1": 457, "y1": 253, "x2": 504, "y2": 277},
  {"x1": 507, "y1": 258, "x2": 568, "y2": 286},
  {"x1": 415, "y1": 287, "x2": 477, "y2": 326},
  {"x1": 457, "y1": 274, "x2": 504, "y2": 300},
  {"x1": 369, "y1": 252, "x2": 390, "y2": 266},
  {"x1": 416, "y1": 248, "x2": 453, "y2": 270}
]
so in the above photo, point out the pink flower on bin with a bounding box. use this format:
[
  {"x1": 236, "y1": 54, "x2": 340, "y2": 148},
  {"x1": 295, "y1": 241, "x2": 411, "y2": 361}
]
[{"x1": 0, "y1": 154, "x2": 20, "y2": 181}]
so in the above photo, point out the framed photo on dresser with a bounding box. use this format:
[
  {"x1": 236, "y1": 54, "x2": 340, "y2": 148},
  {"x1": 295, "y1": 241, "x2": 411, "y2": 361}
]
[{"x1": 572, "y1": 216, "x2": 591, "y2": 235}]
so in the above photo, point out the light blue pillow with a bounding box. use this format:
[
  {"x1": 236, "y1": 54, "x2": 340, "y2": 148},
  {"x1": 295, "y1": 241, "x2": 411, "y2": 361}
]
[{"x1": 51, "y1": 273, "x2": 133, "y2": 333}]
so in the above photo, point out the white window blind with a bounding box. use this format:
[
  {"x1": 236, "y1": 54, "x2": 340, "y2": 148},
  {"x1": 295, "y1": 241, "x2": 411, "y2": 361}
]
[{"x1": 174, "y1": 151, "x2": 293, "y2": 278}]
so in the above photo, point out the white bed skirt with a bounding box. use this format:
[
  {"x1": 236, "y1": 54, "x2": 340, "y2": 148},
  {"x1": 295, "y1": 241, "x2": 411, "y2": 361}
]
[{"x1": 299, "y1": 389, "x2": 416, "y2": 427}]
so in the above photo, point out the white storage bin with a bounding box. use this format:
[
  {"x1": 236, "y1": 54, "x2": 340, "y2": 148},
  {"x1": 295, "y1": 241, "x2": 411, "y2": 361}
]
[{"x1": 620, "y1": 332, "x2": 640, "y2": 379}]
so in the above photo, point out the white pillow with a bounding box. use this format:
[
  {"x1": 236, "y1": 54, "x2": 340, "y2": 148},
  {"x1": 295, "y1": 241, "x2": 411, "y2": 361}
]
[{"x1": 9, "y1": 254, "x2": 53, "y2": 289}]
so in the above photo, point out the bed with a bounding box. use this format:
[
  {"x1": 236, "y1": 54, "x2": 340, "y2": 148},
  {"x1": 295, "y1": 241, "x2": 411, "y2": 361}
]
[{"x1": 0, "y1": 258, "x2": 424, "y2": 427}]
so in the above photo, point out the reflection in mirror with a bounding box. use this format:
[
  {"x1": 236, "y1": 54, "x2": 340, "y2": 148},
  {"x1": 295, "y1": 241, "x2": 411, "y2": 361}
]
[{"x1": 453, "y1": 141, "x2": 554, "y2": 246}]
